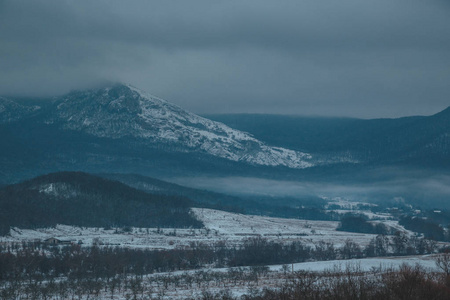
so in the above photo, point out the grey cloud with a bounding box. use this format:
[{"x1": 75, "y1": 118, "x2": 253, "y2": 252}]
[{"x1": 0, "y1": 0, "x2": 449, "y2": 117}]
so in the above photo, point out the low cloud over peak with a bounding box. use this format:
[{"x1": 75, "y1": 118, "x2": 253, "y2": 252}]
[{"x1": 1, "y1": 0, "x2": 449, "y2": 118}]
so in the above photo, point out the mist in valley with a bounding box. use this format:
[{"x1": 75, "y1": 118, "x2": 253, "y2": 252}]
[{"x1": 170, "y1": 169, "x2": 450, "y2": 210}]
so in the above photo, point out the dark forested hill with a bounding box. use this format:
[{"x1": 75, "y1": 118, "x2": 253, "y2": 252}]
[{"x1": 0, "y1": 172, "x2": 203, "y2": 235}]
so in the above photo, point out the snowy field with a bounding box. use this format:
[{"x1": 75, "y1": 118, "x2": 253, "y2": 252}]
[
  {"x1": 1, "y1": 206, "x2": 447, "y2": 300},
  {"x1": 279, "y1": 255, "x2": 439, "y2": 272},
  {"x1": 324, "y1": 198, "x2": 394, "y2": 220},
  {"x1": 88, "y1": 255, "x2": 443, "y2": 300},
  {"x1": 1, "y1": 208, "x2": 410, "y2": 250}
]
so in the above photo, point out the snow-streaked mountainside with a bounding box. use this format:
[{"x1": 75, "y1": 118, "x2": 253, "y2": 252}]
[
  {"x1": 47, "y1": 84, "x2": 313, "y2": 168},
  {"x1": 0, "y1": 97, "x2": 40, "y2": 123}
]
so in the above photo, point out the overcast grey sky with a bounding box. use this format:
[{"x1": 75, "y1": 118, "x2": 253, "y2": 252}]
[{"x1": 0, "y1": 0, "x2": 449, "y2": 118}]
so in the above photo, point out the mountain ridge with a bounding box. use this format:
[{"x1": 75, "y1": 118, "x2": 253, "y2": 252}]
[
  {"x1": 206, "y1": 108, "x2": 450, "y2": 167},
  {"x1": 1, "y1": 84, "x2": 449, "y2": 184},
  {"x1": 34, "y1": 84, "x2": 313, "y2": 169}
]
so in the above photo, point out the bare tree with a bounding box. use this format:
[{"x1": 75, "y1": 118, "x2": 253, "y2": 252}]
[{"x1": 435, "y1": 251, "x2": 450, "y2": 275}]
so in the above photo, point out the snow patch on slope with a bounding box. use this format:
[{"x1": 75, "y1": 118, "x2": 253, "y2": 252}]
[
  {"x1": 0, "y1": 97, "x2": 40, "y2": 123},
  {"x1": 37, "y1": 182, "x2": 80, "y2": 198}
]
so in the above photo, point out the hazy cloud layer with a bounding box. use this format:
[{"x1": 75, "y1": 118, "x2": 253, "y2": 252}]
[
  {"x1": 1, "y1": 0, "x2": 449, "y2": 117},
  {"x1": 170, "y1": 174, "x2": 450, "y2": 208}
]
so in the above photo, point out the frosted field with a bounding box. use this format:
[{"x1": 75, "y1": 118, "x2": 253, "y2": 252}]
[
  {"x1": 78, "y1": 255, "x2": 443, "y2": 300},
  {"x1": 132, "y1": 255, "x2": 441, "y2": 300},
  {"x1": 328, "y1": 209, "x2": 393, "y2": 220},
  {"x1": 1, "y1": 208, "x2": 409, "y2": 249},
  {"x1": 279, "y1": 255, "x2": 439, "y2": 272},
  {"x1": 1, "y1": 206, "x2": 446, "y2": 300},
  {"x1": 193, "y1": 208, "x2": 391, "y2": 247}
]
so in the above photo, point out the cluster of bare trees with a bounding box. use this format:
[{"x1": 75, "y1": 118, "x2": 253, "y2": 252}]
[
  {"x1": 4, "y1": 264, "x2": 448, "y2": 300},
  {"x1": 0, "y1": 235, "x2": 441, "y2": 299},
  {"x1": 400, "y1": 216, "x2": 447, "y2": 241},
  {"x1": 238, "y1": 264, "x2": 450, "y2": 300},
  {"x1": 0, "y1": 263, "x2": 278, "y2": 299},
  {"x1": 188, "y1": 264, "x2": 450, "y2": 300},
  {"x1": 1, "y1": 236, "x2": 436, "y2": 281}
]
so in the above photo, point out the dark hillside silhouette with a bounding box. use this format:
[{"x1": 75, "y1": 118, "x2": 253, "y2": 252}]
[{"x1": 0, "y1": 171, "x2": 202, "y2": 235}]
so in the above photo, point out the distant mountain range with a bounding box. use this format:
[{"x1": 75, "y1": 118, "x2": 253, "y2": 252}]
[
  {"x1": 206, "y1": 108, "x2": 450, "y2": 168},
  {"x1": 0, "y1": 84, "x2": 317, "y2": 184},
  {"x1": 0, "y1": 84, "x2": 449, "y2": 184}
]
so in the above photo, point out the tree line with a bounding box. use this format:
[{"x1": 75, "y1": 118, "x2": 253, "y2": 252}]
[
  {"x1": 1, "y1": 256, "x2": 450, "y2": 300},
  {"x1": 0, "y1": 234, "x2": 438, "y2": 283}
]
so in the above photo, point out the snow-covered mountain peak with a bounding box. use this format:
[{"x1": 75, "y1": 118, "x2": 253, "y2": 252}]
[
  {"x1": 126, "y1": 84, "x2": 170, "y2": 105},
  {"x1": 49, "y1": 84, "x2": 314, "y2": 168}
]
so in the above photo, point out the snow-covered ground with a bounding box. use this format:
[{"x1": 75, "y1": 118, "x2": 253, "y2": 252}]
[
  {"x1": 1, "y1": 205, "x2": 446, "y2": 300},
  {"x1": 1, "y1": 208, "x2": 410, "y2": 250},
  {"x1": 144, "y1": 255, "x2": 441, "y2": 276},
  {"x1": 324, "y1": 197, "x2": 394, "y2": 220},
  {"x1": 193, "y1": 208, "x2": 387, "y2": 247},
  {"x1": 137, "y1": 255, "x2": 443, "y2": 299},
  {"x1": 94, "y1": 255, "x2": 445, "y2": 299},
  {"x1": 329, "y1": 209, "x2": 393, "y2": 220},
  {"x1": 279, "y1": 255, "x2": 439, "y2": 272}
]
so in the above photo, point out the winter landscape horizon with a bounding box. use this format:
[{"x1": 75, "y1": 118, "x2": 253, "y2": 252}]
[{"x1": 1, "y1": 1, "x2": 450, "y2": 299}]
